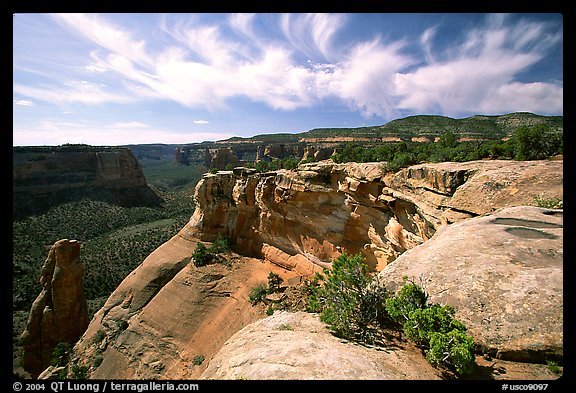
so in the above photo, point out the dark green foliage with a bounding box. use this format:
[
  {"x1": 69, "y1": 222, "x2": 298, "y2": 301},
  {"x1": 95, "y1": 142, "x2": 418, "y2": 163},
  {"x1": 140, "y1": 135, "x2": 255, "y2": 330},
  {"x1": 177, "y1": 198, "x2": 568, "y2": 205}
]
[
  {"x1": 304, "y1": 272, "x2": 325, "y2": 313},
  {"x1": 51, "y1": 342, "x2": 71, "y2": 367},
  {"x1": 249, "y1": 271, "x2": 286, "y2": 306},
  {"x1": 426, "y1": 329, "x2": 476, "y2": 375},
  {"x1": 385, "y1": 282, "x2": 428, "y2": 324},
  {"x1": 13, "y1": 190, "x2": 192, "y2": 311},
  {"x1": 387, "y1": 282, "x2": 475, "y2": 376},
  {"x1": 267, "y1": 272, "x2": 284, "y2": 293},
  {"x1": 330, "y1": 123, "x2": 560, "y2": 172},
  {"x1": 513, "y1": 124, "x2": 563, "y2": 160},
  {"x1": 115, "y1": 319, "x2": 129, "y2": 331},
  {"x1": 71, "y1": 364, "x2": 89, "y2": 379},
  {"x1": 533, "y1": 194, "x2": 563, "y2": 209},
  {"x1": 439, "y1": 130, "x2": 457, "y2": 149},
  {"x1": 311, "y1": 253, "x2": 391, "y2": 344},
  {"x1": 210, "y1": 236, "x2": 231, "y2": 254},
  {"x1": 248, "y1": 283, "x2": 268, "y2": 305},
  {"x1": 191, "y1": 243, "x2": 212, "y2": 267},
  {"x1": 191, "y1": 236, "x2": 232, "y2": 267},
  {"x1": 403, "y1": 304, "x2": 465, "y2": 345},
  {"x1": 307, "y1": 261, "x2": 476, "y2": 376},
  {"x1": 192, "y1": 355, "x2": 205, "y2": 366}
]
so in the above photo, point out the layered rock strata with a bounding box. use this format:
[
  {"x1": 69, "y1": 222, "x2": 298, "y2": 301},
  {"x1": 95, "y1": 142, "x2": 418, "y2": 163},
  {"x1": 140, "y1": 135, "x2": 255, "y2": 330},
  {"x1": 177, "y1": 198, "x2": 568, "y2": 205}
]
[
  {"x1": 20, "y1": 239, "x2": 89, "y2": 378},
  {"x1": 67, "y1": 159, "x2": 562, "y2": 379},
  {"x1": 188, "y1": 159, "x2": 562, "y2": 273},
  {"x1": 13, "y1": 146, "x2": 162, "y2": 219}
]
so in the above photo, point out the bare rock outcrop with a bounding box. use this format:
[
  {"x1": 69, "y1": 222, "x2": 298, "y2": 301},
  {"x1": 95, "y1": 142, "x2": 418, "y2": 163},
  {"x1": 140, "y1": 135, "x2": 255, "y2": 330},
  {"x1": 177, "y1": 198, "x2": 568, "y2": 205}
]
[
  {"x1": 188, "y1": 159, "x2": 562, "y2": 273},
  {"x1": 378, "y1": 206, "x2": 563, "y2": 363},
  {"x1": 201, "y1": 311, "x2": 441, "y2": 380},
  {"x1": 68, "y1": 224, "x2": 299, "y2": 379},
  {"x1": 20, "y1": 239, "x2": 89, "y2": 378},
  {"x1": 65, "y1": 159, "x2": 562, "y2": 380}
]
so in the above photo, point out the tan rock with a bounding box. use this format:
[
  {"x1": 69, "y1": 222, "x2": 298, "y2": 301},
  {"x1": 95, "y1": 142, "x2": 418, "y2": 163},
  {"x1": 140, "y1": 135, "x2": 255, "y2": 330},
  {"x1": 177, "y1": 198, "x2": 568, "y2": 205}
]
[
  {"x1": 201, "y1": 311, "x2": 441, "y2": 380},
  {"x1": 378, "y1": 206, "x2": 563, "y2": 363},
  {"x1": 189, "y1": 159, "x2": 562, "y2": 272},
  {"x1": 20, "y1": 239, "x2": 88, "y2": 378}
]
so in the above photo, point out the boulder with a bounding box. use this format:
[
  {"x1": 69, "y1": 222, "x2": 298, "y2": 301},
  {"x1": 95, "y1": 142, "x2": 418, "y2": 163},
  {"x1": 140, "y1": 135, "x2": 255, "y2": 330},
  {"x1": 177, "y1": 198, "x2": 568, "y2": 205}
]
[
  {"x1": 378, "y1": 206, "x2": 563, "y2": 363},
  {"x1": 201, "y1": 311, "x2": 441, "y2": 380}
]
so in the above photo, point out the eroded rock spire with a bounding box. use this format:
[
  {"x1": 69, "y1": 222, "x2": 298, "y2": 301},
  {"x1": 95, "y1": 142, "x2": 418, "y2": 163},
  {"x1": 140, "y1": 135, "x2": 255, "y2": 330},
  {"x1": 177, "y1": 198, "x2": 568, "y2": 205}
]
[{"x1": 20, "y1": 239, "x2": 89, "y2": 378}]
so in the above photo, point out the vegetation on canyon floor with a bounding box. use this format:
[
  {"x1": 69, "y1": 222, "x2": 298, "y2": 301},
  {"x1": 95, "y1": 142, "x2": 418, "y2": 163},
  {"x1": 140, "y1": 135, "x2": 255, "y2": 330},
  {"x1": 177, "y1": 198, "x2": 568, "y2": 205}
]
[{"x1": 12, "y1": 188, "x2": 194, "y2": 314}]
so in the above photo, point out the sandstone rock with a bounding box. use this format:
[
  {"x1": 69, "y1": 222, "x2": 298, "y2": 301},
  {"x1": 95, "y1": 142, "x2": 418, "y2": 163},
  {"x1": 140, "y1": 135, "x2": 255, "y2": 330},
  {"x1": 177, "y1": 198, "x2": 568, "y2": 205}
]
[
  {"x1": 20, "y1": 239, "x2": 89, "y2": 378},
  {"x1": 378, "y1": 206, "x2": 563, "y2": 363},
  {"x1": 189, "y1": 159, "x2": 562, "y2": 272},
  {"x1": 69, "y1": 223, "x2": 299, "y2": 379},
  {"x1": 204, "y1": 147, "x2": 241, "y2": 170},
  {"x1": 67, "y1": 159, "x2": 562, "y2": 380},
  {"x1": 201, "y1": 311, "x2": 441, "y2": 380}
]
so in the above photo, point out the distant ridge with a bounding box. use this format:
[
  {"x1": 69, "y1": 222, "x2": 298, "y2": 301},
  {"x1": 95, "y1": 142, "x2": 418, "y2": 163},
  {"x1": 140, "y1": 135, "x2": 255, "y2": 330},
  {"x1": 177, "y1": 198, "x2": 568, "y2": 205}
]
[{"x1": 218, "y1": 112, "x2": 563, "y2": 143}]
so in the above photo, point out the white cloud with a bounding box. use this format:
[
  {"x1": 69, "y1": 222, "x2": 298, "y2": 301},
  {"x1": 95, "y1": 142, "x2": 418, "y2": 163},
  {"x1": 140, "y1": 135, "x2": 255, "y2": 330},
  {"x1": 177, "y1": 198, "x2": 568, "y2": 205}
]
[
  {"x1": 14, "y1": 99, "x2": 34, "y2": 106},
  {"x1": 107, "y1": 121, "x2": 149, "y2": 128},
  {"x1": 394, "y1": 15, "x2": 563, "y2": 116},
  {"x1": 194, "y1": 120, "x2": 209, "y2": 124},
  {"x1": 325, "y1": 38, "x2": 413, "y2": 118},
  {"x1": 20, "y1": 13, "x2": 561, "y2": 120},
  {"x1": 280, "y1": 13, "x2": 346, "y2": 61}
]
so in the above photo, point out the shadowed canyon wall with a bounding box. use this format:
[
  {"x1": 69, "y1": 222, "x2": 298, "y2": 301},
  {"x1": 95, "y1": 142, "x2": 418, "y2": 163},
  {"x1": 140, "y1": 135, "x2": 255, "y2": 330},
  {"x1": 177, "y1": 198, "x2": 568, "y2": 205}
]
[{"x1": 13, "y1": 146, "x2": 162, "y2": 219}]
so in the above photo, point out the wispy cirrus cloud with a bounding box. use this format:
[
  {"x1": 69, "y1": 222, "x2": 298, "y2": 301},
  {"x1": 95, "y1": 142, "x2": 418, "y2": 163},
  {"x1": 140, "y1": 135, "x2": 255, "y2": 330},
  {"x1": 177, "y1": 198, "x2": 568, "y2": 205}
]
[
  {"x1": 394, "y1": 14, "x2": 563, "y2": 115},
  {"x1": 17, "y1": 13, "x2": 562, "y2": 119},
  {"x1": 13, "y1": 81, "x2": 131, "y2": 105}
]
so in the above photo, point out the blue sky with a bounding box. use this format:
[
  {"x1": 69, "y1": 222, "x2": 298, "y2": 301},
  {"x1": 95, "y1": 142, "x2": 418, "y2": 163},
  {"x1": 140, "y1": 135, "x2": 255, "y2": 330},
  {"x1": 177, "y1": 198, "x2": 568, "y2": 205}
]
[{"x1": 13, "y1": 13, "x2": 563, "y2": 146}]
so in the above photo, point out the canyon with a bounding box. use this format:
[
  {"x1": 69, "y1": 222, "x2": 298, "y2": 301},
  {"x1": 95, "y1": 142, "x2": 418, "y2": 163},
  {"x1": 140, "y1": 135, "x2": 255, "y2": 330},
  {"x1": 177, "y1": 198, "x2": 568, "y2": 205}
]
[
  {"x1": 61, "y1": 157, "x2": 562, "y2": 380},
  {"x1": 13, "y1": 145, "x2": 162, "y2": 219}
]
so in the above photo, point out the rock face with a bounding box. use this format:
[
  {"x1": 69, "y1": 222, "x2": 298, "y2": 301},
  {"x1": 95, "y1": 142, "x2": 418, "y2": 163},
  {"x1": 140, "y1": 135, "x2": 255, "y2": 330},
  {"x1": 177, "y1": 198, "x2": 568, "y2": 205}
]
[
  {"x1": 66, "y1": 159, "x2": 562, "y2": 379},
  {"x1": 378, "y1": 206, "x2": 563, "y2": 363},
  {"x1": 201, "y1": 311, "x2": 441, "y2": 380},
  {"x1": 13, "y1": 146, "x2": 162, "y2": 219},
  {"x1": 188, "y1": 159, "x2": 562, "y2": 273},
  {"x1": 68, "y1": 224, "x2": 300, "y2": 379},
  {"x1": 20, "y1": 239, "x2": 89, "y2": 378}
]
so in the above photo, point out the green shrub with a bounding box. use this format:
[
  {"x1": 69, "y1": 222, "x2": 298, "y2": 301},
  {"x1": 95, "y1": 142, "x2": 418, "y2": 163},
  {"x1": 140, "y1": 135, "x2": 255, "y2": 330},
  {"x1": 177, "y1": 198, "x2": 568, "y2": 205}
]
[
  {"x1": 426, "y1": 329, "x2": 476, "y2": 375},
  {"x1": 71, "y1": 364, "x2": 89, "y2": 379},
  {"x1": 248, "y1": 283, "x2": 269, "y2": 305},
  {"x1": 312, "y1": 253, "x2": 391, "y2": 344},
  {"x1": 115, "y1": 319, "x2": 129, "y2": 331},
  {"x1": 51, "y1": 342, "x2": 71, "y2": 367},
  {"x1": 513, "y1": 125, "x2": 562, "y2": 161},
  {"x1": 191, "y1": 236, "x2": 232, "y2": 267},
  {"x1": 387, "y1": 281, "x2": 476, "y2": 376},
  {"x1": 385, "y1": 281, "x2": 428, "y2": 324},
  {"x1": 192, "y1": 243, "x2": 213, "y2": 267},
  {"x1": 306, "y1": 254, "x2": 476, "y2": 376},
  {"x1": 533, "y1": 194, "x2": 563, "y2": 209},
  {"x1": 546, "y1": 360, "x2": 562, "y2": 375},
  {"x1": 211, "y1": 235, "x2": 231, "y2": 254},
  {"x1": 267, "y1": 272, "x2": 283, "y2": 293},
  {"x1": 403, "y1": 303, "x2": 466, "y2": 346},
  {"x1": 192, "y1": 355, "x2": 205, "y2": 366}
]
